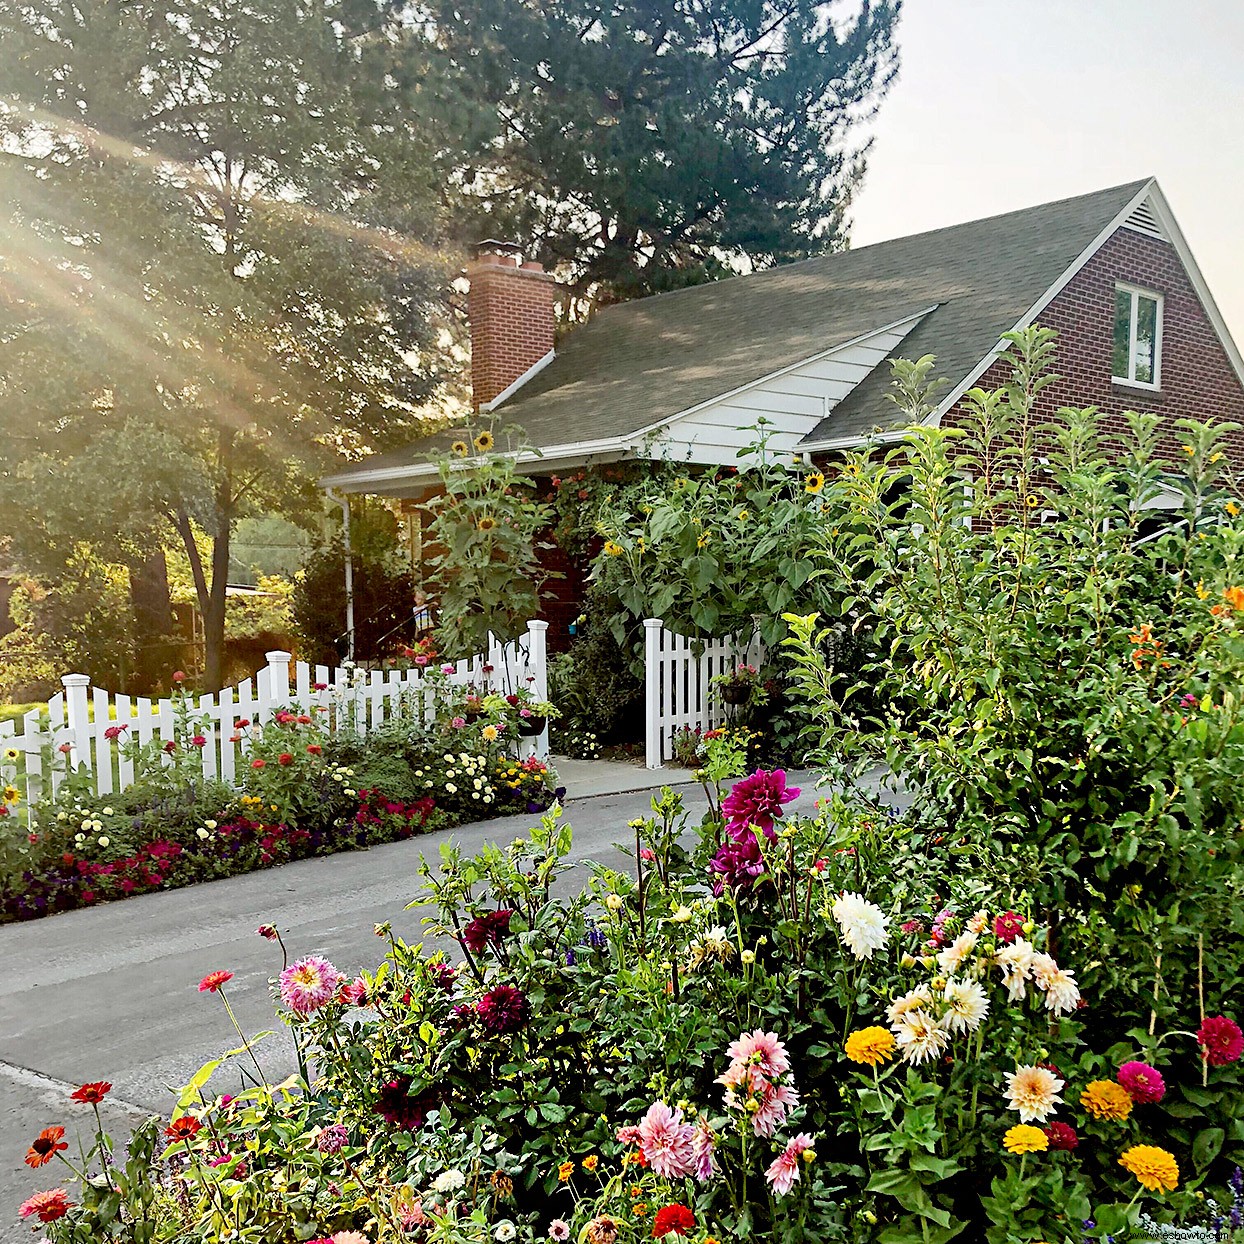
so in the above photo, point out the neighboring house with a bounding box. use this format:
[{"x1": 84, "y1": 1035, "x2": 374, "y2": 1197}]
[{"x1": 323, "y1": 177, "x2": 1244, "y2": 638}]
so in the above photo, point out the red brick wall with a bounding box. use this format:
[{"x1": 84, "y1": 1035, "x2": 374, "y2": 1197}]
[
  {"x1": 942, "y1": 227, "x2": 1244, "y2": 464},
  {"x1": 468, "y1": 254, "x2": 557, "y2": 409}
]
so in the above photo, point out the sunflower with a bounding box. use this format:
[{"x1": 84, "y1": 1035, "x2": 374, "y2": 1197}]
[
  {"x1": 603, "y1": 540, "x2": 624, "y2": 557},
  {"x1": 805, "y1": 472, "x2": 825, "y2": 494},
  {"x1": 2, "y1": 784, "x2": 19, "y2": 805},
  {"x1": 477, "y1": 515, "x2": 498, "y2": 532},
  {"x1": 473, "y1": 430, "x2": 495, "y2": 453},
  {"x1": 451, "y1": 440, "x2": 470, "y2": 457}
]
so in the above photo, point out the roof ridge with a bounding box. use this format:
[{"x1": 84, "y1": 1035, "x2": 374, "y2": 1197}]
[{"x1": 588, "y1": 177, "x2": 1155, "y2": 322}]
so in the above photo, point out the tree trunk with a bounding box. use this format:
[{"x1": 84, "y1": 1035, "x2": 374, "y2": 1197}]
[
  {"x1": 127, "y1": 549, "x2": 175, "y2": 694},
  {"x1": 202, "y1": 435, "x2": 237, "y2": 692}
]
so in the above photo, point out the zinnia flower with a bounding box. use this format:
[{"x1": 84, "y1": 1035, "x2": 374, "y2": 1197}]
[
  {"x1": 636, "y1": 1102, "x2": 696, "y2": 1179},
  {"x1": 19, "y1": 1189, "x2": 73, "y2": 1222},
  {"x1": 1003, "y1": 1065, "x2": 1064, "y2": 1123},
  {"x1": 548, "y1": 1221, "x2": 571, "y2": 1241},
  {"x1": 845, "y1": 1026, "x2": 896, "y2": 1067},
  {"x1": 317, "y1": 1124, "x2": 349, "y2": 1154},
  {"x1": 765, "y1": 1133, "x2": 815, "y2": 1197},
  {"x1": 941, "y1": 978, "x2": 990, "y2": 1034},
  {"x1": 1044, "y1": 1121, "x2": 1079, "y2": 1151},
  {"x1": 1080, "y1": 1079, "x2": 1132, "y2": 1122},
  {"x1": 651, "y1": 1203, "x2": 696, "y2": 1237},
  {"x1": 279, "y1": 956, "x2": 343, "y2": 1014},
  {"x1": 1117, "y1": 1060, "x2": 1165, "y2": 1104},
  {"x1": 585, "y1": 1217, "x2": 619, "y2": 1244},
  {"x1": 1120, "y1": 1144, "x2": 1179, "y2": 1193},
  {"x1": 1197, "y1": 1015, "x2": 1244, "y2": 1066},
  {"x1": 832, "y1": 892, "x2": 889, "y2": 959},
  {"x1": 25, "y1": 1127, "x2": 68, "y2": 1168},
  {"x1": 164, "y1": 1115, "x2": 202, "y2": 1142},
  {"x1": 70, "y1": 1081, "x2": 112, "y2": 1104},
  {"x1": 893, "y1": 1010, "x2": 948, "y2": 1064},
  {"x1": 198, "y1": 970, "x2": 233, "y2": 993},
  {"x1": 721, "y1": 769, "x2": 800, "y2": 839},
  {"x1": 1003, "y1": 1125, "x2": 1049, "y2": 1155},
  {"x1": 477, "y1": 984, "x2": 529, "y2": 1034}
]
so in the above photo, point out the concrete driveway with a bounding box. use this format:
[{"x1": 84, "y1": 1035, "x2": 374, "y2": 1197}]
[{"x1": 1, "y1": 763, "x2": 888, "y2": 1238}]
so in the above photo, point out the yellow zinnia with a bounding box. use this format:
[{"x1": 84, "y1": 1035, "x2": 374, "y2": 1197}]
[
  {"x1": 1119, "y1": 1144, "x2": 1179, "y2": 1193},
  {"x1": 844, "y1": 1027, "x2": 896, "y2": 1068},
  {"x1": 1080, "y1": 1079, "x2": 1132, "y2": 1122},
  {"x1": 1003, "y1": 1125, "x2": 1049, "y2": 1155},
  {"x1": 473, "y1": 431, "x2": 495, "y2": 453},
  {"x1": 451, "y1": 440, "x2": 469, "y2": 457},
  {"x1": 805, "y1": 472, "x2": 825, "y2": 494}
]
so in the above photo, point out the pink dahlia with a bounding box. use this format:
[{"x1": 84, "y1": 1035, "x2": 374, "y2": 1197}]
[
  {"x1": 752, "y1": 1080, "x2": 800, "y2": 1138},
  {"x1": 476, "y1": 983, "x2": 528, "y2": 1034},
  {"x1": 1118, "y1": 1060, "x2": 1166, "y2": 1104},
  {"x1": 690, "y1": 1119, "x2": 717, "y2": 1182},
  {"x1": 724, "y1": 1029, "x2": 790, "y2": 1078},
  {"x1": 721, "y1": 769, "x2": 800, "y2": 840},
  {"x1": 1198, "y1": 1015, "x2": 1244, "y2": 1066},
  {"x1": 635, "y1": 1101, "x2": 696, "y2": 1179},
  {"x1": 279, "y1": 955, "x2": 343, "y2": 1014},
  {"x1": 765, "y1": 1133, "x2": 816, "y2": 1197}
]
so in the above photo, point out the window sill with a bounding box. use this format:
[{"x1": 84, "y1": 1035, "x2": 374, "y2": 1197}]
[{"x1": 1112, "y1": 378, "x2": 1164, "y2": 401}]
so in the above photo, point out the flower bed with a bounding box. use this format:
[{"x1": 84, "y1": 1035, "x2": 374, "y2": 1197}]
[
  {"x1": 1, "y1": 681, "x2": 563, "y2": 922},
  {"x1": 14, "y1": 760, "x2": 1244, "y2": 1243}
]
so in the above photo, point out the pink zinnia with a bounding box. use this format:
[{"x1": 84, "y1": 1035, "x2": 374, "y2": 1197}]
[
  {"x1": 197, "y1": 970, "x2": 233, "y2": 993},
  {"x1": 721, "y1": 769, "x2": 800, "y2": 840},
  {"x1": 1198, "y1": 1015, "x2": 1244, "y2": 1066},
  {"x1": 1117, "y1": 1060, "x2": 1165, "y2": 1104},
  {"x1": 279, "y1": 956, "x2": 343, "y2": 1014},
  {"x1": 724, "y1": 1029, "x2": 790, "y2": 1078},
  {"x1": 994, "y1": 911, "x2": 1024, "y2": 944},
  {"x1": 19, "y1": 1189, "x2": 73, "y2": 1223},
  {"x1": 451, "y1": 716, "x2": 466, "y2": 729},
  {"x1": 765, "y1": 1133, "x2": 815, "y2": 1197},
  {"x1": 636, "y1": 1101, "x2": 696, "y2": 1179}
]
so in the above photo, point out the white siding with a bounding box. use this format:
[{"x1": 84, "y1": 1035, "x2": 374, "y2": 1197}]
[{"x1": 632, "y1": 311, "x2": 927, "y2": 465}]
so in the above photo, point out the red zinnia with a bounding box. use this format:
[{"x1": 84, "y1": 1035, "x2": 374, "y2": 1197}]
[
  {"x1": 70, "y1": 1081, "x2": 112, "y2": 1104},
  {"x1": 25, "y1": 1127, "x2": 68, "y2": 1168},
  {"x1": 306, "y1": 744, "x2": 322, "y2": 755},
  {"x1": 19, "y1": 1189, "x2": 73, "y2": 1223},
  {"x1": 1043, "y1": 1121, "x2": 1079, "y2": 1151},
  {"x1": 278, "y1": 752, "x2": 294, "y2": 765},
  {"x1": 164, "y1": 1115, "x2": 202, "y2": 1142},
  {"x1": 251, "y1": 758, "x2": 266, "y2": 769},
  {"x1": 1198, "y1": 1015, "x2": 1244, "y2": 1066},
  {"x1": 191, "y1": 735, "x2": 207, "y2": 747},
  {"x1": 198, "y1": 970, "x2": 233, "y2": 994},
  {"x1": 651, "y1": 1204, "x2": 695, "y2": 1237}
]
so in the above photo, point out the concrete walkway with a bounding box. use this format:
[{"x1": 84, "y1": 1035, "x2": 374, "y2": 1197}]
[{"x1": 0, "y1": 762, "x2": 876, "y2": 1237}]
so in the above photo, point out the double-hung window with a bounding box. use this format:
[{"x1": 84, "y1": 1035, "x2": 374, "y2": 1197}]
[{"x1": 1113, "y1": 284, "x2": 1163, "y2": 389}]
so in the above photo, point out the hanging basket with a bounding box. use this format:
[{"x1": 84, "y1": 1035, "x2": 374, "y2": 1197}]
[
  {"x1": 516, "y1": 715, "x2": 547, "y2": 737},
  {"x1": 719, "y1": 684, "x2": 750, "y2": 706}
]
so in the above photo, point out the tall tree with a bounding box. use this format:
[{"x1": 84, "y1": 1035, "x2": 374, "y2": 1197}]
[
  {"x1": 0, "y1": 0, "x2": 451, "y2": 688},
  {"x1": 415, "y1": 0, "x2": 901, "y2": 305}
]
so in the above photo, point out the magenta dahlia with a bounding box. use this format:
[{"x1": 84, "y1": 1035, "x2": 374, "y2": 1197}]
[
  {"x1": 709, "y1": 831, "x2": 766, "y2": 895},
  {"x1": 721, "y1": 769, "x2": 800, "y2": 840}
]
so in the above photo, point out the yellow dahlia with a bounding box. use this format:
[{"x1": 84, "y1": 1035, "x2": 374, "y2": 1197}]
[
  {"x1": 1003, "y1": 1125, "x2": 1049, "y2": 1155},
  {"x1": 1080, "y1": 1079, "x2": 1132, "y2": 1122},
  {"x1": 844, "y1": 1027, "x2": 896, "y2": 1067},
  {"x1": 1119, "y1": 1144, "x2": 1179, "y2": 1193}
]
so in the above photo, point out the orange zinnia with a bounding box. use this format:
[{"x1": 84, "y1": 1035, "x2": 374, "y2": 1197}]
[
  {"x1": 70, "y1": 1081, "x2": 112, "y2": 1104},
  {"x1": 1224, "y1": 587, "x2": 1244, "y2": 612},
  {"x1": 25, "y1": 1127, "x2": 68, "y2": 1168}
]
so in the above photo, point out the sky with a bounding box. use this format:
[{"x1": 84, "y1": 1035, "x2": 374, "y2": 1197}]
[{"x1": 849, "y1": 0, "x2": 1244, "y2": 344}]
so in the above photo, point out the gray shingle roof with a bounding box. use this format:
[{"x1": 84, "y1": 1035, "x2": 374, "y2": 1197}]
[{"x1": 327, "y1": 179, "x2": 1149, "y2": 483}]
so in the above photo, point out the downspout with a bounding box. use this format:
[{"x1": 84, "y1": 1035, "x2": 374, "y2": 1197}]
[{"x1": 326, "y1": 488, "x2": 355, "y2": 662}]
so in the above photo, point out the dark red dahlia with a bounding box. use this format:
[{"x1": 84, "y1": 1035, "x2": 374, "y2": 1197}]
[
  {"x1": 476, "y1": 983, "x2": 528, "y2": 1034},
  {"x1": 461, "y1": 909, "x2": 514, "y2": 954},
  {"x1": 373, "y1": 1077, "x2": 442, "y2": 1131}
]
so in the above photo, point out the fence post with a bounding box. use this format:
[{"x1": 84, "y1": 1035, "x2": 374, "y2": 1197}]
[
  {"x1": 61, "y1": 674, "x2": 92, "y2": 773},
  {"x1": 525, "y1": 620, "x2": 549, "y2": 757},
  {"x1": 264, "y1": 651, "x2": 292, "y2": 715},
  {"x1": 643, "y1": 619, "x2": 663, "y2": 769}
]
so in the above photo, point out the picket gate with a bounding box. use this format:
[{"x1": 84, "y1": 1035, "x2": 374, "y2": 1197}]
[{"x1": 0, "y1": 622, "x2": 548, "y2": 810}]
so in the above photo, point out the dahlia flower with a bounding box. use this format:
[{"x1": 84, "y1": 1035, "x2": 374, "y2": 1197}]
[
  {"x1": 721, "y1": 769, "x2": 800, "y2": 839},
  {"x1": 832, "y1": 891, "x2": 889, "y2": 959},
  {"x1": 893, "y1": 1010, "x2": 949, "y2": 1064},
  {"x1": 316, "y1": 1124, "x2": 349, "y2": 1154},
  {"x1": 636, "y1": 1102, "x2": 696, "y2": 1179},
  {"x1": 690, "y1": 1120, "x2": 717, "y2": 1181},
  {"x1": 887, "y1": 985, "x2": 934, "y2": 1026},
  {"x1": 995, "y1": 937, "x2": 1036, "y2": 1001},
  {"x1": 1003, "y1": 1064, "x2": 1064, "y2": 1123},
  {"x1": 1041, "y1": 966, "x2": 1081, "y2": 1015},
  {"x1": 709, "y1": 831, "x2": 766, "y2": 894},
  {"x1": 941, "y1": 978, "x2": 990, "y2": 1034},
  {"x1": 765, "y1": 1133, "x2": 816, "y2": 1197},
  {"x1": 724, "y1": 1029, "x2": 791, "y2": 1077},
  {"x1": 936, "y1": 931, "x2": 978, "y2": 975},
  {"x1": 476, "y1": 984, "x2": 529, "y2": 1034},
  {"x1": 751, "y1": 1080, "x2": 800, "y2": 1137},
  {"x1": 279, "y1": 956, "x2": 343, "y2": 1014},
  {"x1": 1117, "y1": 1060, "x2": 1165, "y2": 1104}
]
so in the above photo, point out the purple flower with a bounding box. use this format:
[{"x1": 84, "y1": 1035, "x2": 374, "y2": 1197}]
[
  {"x1": 584, "y1": 925, "x2": 607, "y2": 950},
  {"x1": 709, "y1": 831, "x2": 766, "y2": 895},
  {"x1": 721, "y1": 769, "x2": 800, "y2": 841},
  {"x1": 317, "y1": 1124, "x2": 348, "y2": 1154},
  {"x1": 476, "y1": 984, "x2": 528, "y2": 1034}
]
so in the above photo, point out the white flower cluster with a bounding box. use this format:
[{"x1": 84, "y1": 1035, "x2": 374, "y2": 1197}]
[
  {"x1": 328, "y1": 765, "x2": 357, "y2": 797},
  {"x1": 415, "y1": 752, "x2": 494, "y2": 804},
  {"x1": 831, "y1": 892, "x2": 889, "y2": 959},
  {"x1": 995, "y1": 936, "x2": 1081, "y2": 1014},
  {"x1": 57, "y1": 800, "x2": 117, "y2": 851}
]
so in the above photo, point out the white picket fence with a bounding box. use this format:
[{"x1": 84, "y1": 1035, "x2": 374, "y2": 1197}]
[
  {"x1": 0, "y1": 621, "x2": 548, "y2": 809},
  {"x1": 643, "y1": 618, "x2": 763, "y2": 768}
]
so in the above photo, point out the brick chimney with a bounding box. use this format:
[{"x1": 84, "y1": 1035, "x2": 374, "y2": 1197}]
[{"x1": 467, "y1": 241, "x2": 557, "y2": 410}]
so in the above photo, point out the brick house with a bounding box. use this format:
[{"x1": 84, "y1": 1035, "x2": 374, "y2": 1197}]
[{"x1": 323, "y1": 178, "x2": 1244, "y2": 639}]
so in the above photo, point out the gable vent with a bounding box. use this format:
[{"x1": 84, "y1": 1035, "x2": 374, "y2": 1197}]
[{"x1": 1122, "y1": 197, "x2": 1168, "y2": 242}]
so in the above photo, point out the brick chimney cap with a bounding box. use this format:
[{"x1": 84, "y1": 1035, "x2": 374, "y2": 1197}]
[{"x1": 476, "y1": 238, "x2": 523, "y2": 257}]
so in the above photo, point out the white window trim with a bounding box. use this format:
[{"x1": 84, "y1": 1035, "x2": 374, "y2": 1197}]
[{"x1": 1113, "y1": 282, "x2": 1164, "y2": 391}]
